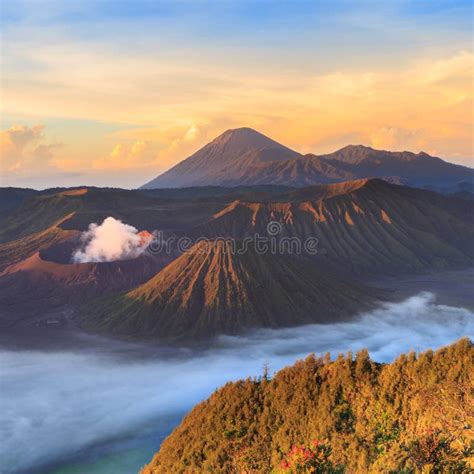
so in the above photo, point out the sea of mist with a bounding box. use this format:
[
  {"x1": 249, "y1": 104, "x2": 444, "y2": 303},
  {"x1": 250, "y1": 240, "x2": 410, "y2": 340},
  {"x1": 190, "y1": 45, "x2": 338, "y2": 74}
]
[{"x1": 1, "y1": 292, "x2": 473, "y2": 474}]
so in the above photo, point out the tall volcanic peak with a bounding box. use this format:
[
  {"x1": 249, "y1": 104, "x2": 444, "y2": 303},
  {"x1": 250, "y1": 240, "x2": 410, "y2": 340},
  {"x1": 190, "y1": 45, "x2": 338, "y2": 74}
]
[
  {"x1": 209, "y1": 127, "x2": 293, "y2": 152},
  {"x1": 142, "y1": 128, "x2": 473, "y2": 190},
  {"x1": 141, "y1": 127, "x2": 300, "y2": 189}
]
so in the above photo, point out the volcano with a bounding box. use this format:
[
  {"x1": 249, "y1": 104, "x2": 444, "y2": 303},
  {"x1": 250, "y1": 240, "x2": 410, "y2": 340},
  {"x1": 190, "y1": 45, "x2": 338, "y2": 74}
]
[
  {"x1": 81, "y1": 240, "x2": 379, "y2": 340},
  {"x1": 141, "y1": 127, "x2": 301, "y2": 188},
  {"x1": 142, "y1": 128, "x2": 473, "y2": 191}
]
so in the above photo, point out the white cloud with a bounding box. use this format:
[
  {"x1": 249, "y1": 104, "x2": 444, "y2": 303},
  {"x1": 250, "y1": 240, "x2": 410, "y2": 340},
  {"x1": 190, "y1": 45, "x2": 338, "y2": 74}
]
[
  {"x1": 369, "y1": 126, "x2": 425, "y2": 152},
  {"x1": 93, "y1": 140, "x2": 153, "y2": 170},
  {"x1": 0, "y1": 124, "x2": 62, "y2": 173}
]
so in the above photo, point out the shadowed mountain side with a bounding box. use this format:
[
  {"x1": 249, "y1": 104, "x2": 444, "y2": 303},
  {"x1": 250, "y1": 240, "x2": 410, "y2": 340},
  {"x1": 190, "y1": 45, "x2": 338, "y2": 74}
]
[
  {"x1": 0, "y1": 187, "x2": 230, "y2": 245},
  {"x1": 80, "y1": 240, "x2": 380, "y2": 340},
  {"x1": 187, "y1": 179, "x2": 474, "y2": 275},
  {"x1": 140, "y1": 184, "x2": 295, "y2": 201},
  {"x1": 271, "y1": 150, "x2": 473, "y2": 187},
  {"x1": 213, "y1": 152, "x2": 351, "y2": 187},
  {"x1": 0, "y1": 187, "x2": 38, "y2": 214},
  {"x1": 315, "y1": 144, "x2": 474, "y2": 189},
  {"x1": 0, "y1": 216, "x2": 79, "y2": 273},
  {"x1": 0, "y1": 250, "x2": 174, "y2": 314}
]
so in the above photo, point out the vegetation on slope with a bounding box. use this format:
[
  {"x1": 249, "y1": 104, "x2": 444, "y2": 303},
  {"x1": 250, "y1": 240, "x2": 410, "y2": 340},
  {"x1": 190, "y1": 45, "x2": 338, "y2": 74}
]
[
  {"x1": 0, "y1": 192, "x2": 83, "y2": 244},
  {"x1": 143, "y1": 338, "x2": 473, "y2": 473}
]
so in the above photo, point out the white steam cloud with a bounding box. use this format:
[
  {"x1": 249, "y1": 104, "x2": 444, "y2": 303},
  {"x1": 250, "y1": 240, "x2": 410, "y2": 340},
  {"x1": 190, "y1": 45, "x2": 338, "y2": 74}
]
[{"x1": 72, "y1": 216, "x2": 152, "y2": 263}]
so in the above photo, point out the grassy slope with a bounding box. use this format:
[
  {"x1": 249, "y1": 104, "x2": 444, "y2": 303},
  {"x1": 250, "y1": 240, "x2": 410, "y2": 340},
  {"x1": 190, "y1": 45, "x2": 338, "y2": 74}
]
[{"x1": 0, "y1": 193, "x2": 82, "y2": 244}]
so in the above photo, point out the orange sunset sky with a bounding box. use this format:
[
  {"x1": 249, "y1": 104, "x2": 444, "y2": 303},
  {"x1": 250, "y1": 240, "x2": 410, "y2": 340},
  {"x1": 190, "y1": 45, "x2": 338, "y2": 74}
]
[{"x1": 1, "y1": 0, "x2": 473, "y2": 188}]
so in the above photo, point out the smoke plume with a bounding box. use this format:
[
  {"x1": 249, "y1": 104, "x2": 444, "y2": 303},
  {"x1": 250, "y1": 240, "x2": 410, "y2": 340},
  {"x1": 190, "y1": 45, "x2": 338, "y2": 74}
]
[{"x1": 72, "y1": 217, "x2": 152, "y2": 263}]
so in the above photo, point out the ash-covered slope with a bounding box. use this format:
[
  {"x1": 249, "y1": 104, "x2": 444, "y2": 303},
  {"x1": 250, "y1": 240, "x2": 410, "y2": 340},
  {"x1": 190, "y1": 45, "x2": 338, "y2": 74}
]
[
  {"x1": 82, "y1": 240, "x2": 377, "y2": 340},
  {"x1": 0, "y1": 248, "x2": 173, "y2": 310},
  {"x1": 190, "y1": 179, "x2": 474, "y2": 274}
]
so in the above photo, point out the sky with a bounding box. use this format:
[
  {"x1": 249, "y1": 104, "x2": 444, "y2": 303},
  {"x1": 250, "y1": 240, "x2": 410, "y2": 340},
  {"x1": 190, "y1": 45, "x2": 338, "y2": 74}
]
[{"x1": 0, "y1": 0, "x2": 473, "y2": 189}]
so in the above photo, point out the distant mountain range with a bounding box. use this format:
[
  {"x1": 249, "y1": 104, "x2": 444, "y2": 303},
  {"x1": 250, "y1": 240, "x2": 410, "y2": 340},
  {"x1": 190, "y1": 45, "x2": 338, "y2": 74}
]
[{"x1": 142, "y1": 127, "x2": 473, "y2": 191}]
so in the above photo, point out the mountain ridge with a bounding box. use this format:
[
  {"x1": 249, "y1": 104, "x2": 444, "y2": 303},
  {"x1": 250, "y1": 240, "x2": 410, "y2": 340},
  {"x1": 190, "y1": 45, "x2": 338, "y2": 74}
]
[
  {"x1": 186, "y1": 178, "x2": 474, "y2": 275},
  {"x1": 142, "y1": 128, "x2": 473, "y2": 190}
]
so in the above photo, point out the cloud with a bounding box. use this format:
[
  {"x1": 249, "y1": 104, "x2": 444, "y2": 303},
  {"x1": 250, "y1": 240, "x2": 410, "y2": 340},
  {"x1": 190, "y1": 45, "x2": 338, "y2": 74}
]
[
  {"x1": 2, "y1": 39, "x2": 473, "y2": 180},
  {"x1": 411, "y1": 51, "x2": 473, "y2": 92},
  {"x1": 0, "y1": 292, "x2": 472, "y2": 473},
  {"x1": 0, "y1": 124, "x2": 62, "y2": 173},
  {"x1": 72, "y1": 216, "x2": 152, "y2": 263},
  {"x1": 92, "y1": 140, "x2": 153, "y2": 170},
  {"x1": 32, "y1": 143, "x2": 62, "y2": 161},
  {"x1": 369, "y1": 126, "x2": 425, "y2": 151},
  {"x1": 3, "y1": 124, "x2": 44, "y2": 147},
  {"x1": 153, "y1": 123, "x2": 205, "y2": 168},
  {"x1": 92, "y1": 127, "x2": 204, "y2": 171},
  {"x1": 183, "y1": 123, "x2": 198, "y2": 140},
  {"x1": 104, "y1": 123, "x2": 208, "y2": 171}
]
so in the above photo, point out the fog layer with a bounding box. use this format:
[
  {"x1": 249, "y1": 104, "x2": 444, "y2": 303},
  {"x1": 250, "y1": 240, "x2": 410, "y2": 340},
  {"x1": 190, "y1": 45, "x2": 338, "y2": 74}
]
[{"x1": 1, "y1": 292, "x2": 472, "y2": 473}]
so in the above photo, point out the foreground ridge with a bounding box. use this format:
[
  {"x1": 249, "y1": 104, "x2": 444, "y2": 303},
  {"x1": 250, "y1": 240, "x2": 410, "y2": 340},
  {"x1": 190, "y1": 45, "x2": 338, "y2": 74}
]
[{"x1": 143, "y1": 338, "x2": 473, "y2": 473}]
